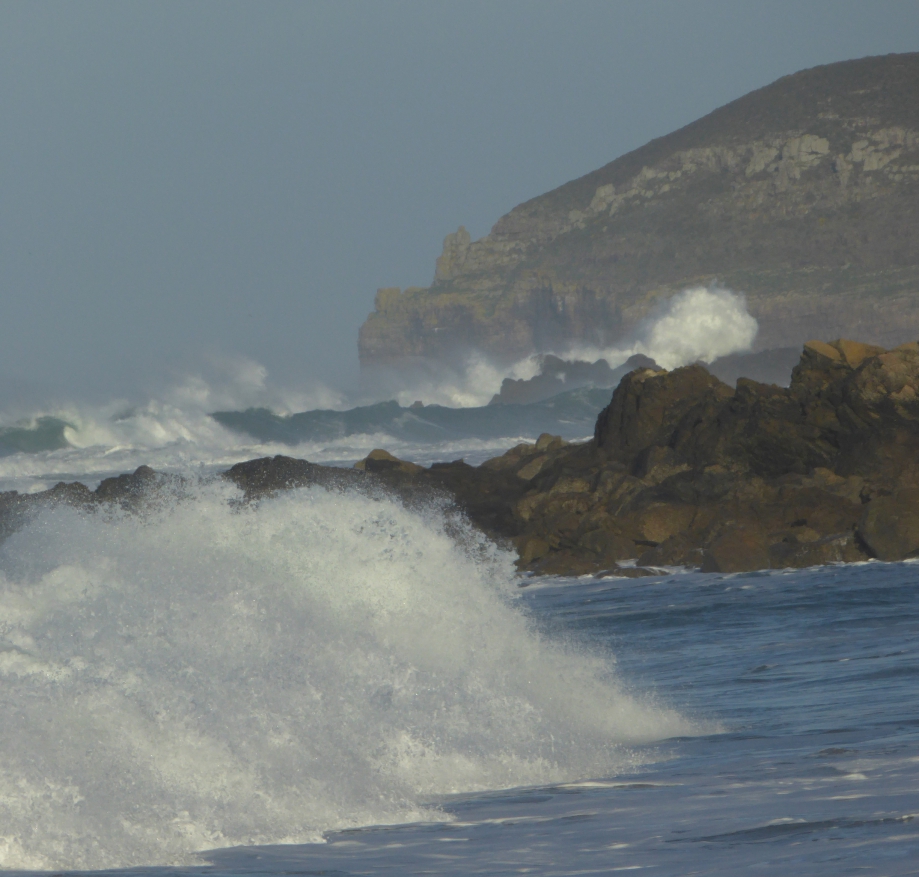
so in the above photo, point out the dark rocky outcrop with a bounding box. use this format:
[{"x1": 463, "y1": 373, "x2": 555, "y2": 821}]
[
  {"x1": 6, "y1": 338, "x2": 919, "y2": 577},
  {"x1": 221, "y1": 338, "x2": 919, "y2": 575},
  {"x1": 488, "y1": 354, "x2": 656, "y2": 406},
  {"x1": 360, "y1": 54, "x2": 919, "y2": 367},
  {"x1": 0, "y1": 465, "x2": 184, "y2": 542}
]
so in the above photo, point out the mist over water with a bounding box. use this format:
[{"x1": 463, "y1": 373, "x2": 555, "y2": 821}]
[
  {"x1": 0, "y1": 286, "x2": 757, "y2": 492},
  {"x1": 0, "y1": 482, "x2": 691, "y2": 869}
]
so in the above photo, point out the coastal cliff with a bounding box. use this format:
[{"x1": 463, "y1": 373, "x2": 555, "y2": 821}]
[{"x1": 359, "y1": 53, "x2": 919, "y2": 366}]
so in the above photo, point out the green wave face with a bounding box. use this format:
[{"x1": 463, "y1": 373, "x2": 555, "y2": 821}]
[
  {"x1": 210, "y1": 387, "x2": 613, "y2": 445},
  {"x1": 0, "y1": 416, "x2": 73, "y2": 456}
]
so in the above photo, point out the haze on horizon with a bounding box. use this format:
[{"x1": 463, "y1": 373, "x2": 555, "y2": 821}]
[{"x1": 1, "y1": 1, "x2": 917, "y2": 410}]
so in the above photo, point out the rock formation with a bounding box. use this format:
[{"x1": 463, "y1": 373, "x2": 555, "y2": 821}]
[
  {"x1": 349, "y1": 337, "x2": 919, "y2": 575},
  {"x1": 359, "y1": 53, "x2": 919, "y2": 367},
  {"x1": 488, "y1": 354, "x2": 655, "y2": 406},
  {"x1": 7, "y1": 338, "x2": 919, "y2": 577}
]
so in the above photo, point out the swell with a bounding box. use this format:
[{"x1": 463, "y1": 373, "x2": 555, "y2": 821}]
[{"x1": 0, "y1": 416, "x2": 72, "y2": 456}]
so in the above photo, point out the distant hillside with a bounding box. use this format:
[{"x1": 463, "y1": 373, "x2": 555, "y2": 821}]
[{"x1": 359, "y1": 53, "x2": 919, "y2": 365}]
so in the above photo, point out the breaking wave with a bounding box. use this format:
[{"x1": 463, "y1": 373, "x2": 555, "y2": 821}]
[
  {"x1": 0, "y1": 482, "x2": 692, "y2": 869},
  {"x1": 562, "y1": 285, "x2": 758, "y2": 371},
  {"x1": 0, "y1": 287, "x2": 755, "y2": 491}
]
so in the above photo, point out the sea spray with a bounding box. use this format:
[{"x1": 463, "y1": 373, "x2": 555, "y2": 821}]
[
  {"x1": 0, "y1": 288, "x2": 755, "y2": 487},
  {"x1": 565, "y1": 285, "x2": 758, "y2": 370},
  {"x1": 0, "y1": 481, "x2": 692, "y2": 869},
  {"x1": 638, "y1": 286, "x2": 758, "y2": 369},
  {"x1": 389, "y1": 352, "x2": 540, "y2": 409},
  {"x1": 388, "y1": 285, "x2": 758, "y2": 408}
]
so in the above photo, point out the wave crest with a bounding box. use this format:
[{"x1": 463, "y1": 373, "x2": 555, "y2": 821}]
[{"x1": 0, "y1": 483, "x2": 691, "y2": 869}]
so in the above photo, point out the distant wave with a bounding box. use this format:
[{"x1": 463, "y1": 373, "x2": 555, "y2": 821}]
[
  {"x1": 0, "y1": 416, "x2": 73, "y2": 456},
  {"x1": 211, "y1": 387, "x2": 612, "y2": 445},
  {"x1": 0, "y1": 387, "x2": 611, "y2": 495}
]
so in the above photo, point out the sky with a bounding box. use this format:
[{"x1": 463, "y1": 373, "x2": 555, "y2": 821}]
[{"x1": 1, "y1": 0, "x2": 917, "y2": 408}]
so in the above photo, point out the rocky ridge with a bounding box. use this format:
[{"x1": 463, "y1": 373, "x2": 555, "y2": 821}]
[
  {"x1": 6, "y1": 338, "x2": 919, "y2": 577},
  {"x1": 359, "y1": 53, "x2": 919, "y2": 366},
  {"x1": 356, "y1": 337, "x2": 919, "y2": 574}
]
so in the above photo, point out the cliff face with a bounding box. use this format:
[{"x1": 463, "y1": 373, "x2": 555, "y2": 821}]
[{"x1": 359, "y1": 53, "x2": 919, "y2": 366}]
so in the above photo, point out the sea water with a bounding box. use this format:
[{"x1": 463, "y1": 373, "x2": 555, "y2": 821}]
[{"x1": 0, "y1": 416, "x2": 917, "y2": 875}]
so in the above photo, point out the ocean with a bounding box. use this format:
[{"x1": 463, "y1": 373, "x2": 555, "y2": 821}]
[{"x1": 0, "y1": 396, "x2": 917, "y2": 876}]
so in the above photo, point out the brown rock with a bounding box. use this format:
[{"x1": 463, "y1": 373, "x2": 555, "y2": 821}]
[
  {"x1": 518, "y1": 537, "x2": 551, "y2": 565},
  {"x1": 767, "y1": 532, "x2": 868, "y2": 568},
  {"x1": 354, "y1": 449, "x2": 424, "y2": 475},
  {"x1": 637, "y1": 534, "x2": 704, "y2": 569},
  {"x1": 535, "y1": 432, "x2": 567, "y2": 452},
  {"x1": 701, "y1": 526, "x2": 770, "y2": 573},
  {"x1": 857, "y1": 489, "x2": 919, "y2": 560},
  {"x1": 803, "y1": 339, "x2": 843, "y2": 363},
  {"x1": 576, "y1": 525, "x2": 637, "y2": 566},
  {"x1": 594, "y1": 365, "x2": 730, "y2": 465},
  {"x1": 517, "y1": 454, "x2": 550, "y2": 481},
  {"x1": 634, "y1": 503, "x2": 696, "y2": 544},
  {"x1": 833, "y1": 338, "x2": 885, "y2": 369}
]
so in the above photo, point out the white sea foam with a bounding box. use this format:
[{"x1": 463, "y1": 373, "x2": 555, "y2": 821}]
[
  {"x1": 0, "y1": 358, "x2": 357, "y2": 492},
  {"x1": 566, "y1": 285, "x2": 758, "y2": 370},
  {"x1": 391, "y1": 353, "x2": 541, "y2": 409},
  {"x1": 0, "y1": 482, "x2": 691, "y2": 869},
  {"x1": 391, "y1": 285, "x2": 758, "y2": 408}
]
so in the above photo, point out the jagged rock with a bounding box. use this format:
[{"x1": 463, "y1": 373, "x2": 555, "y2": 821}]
[
  {"x1": 701, "y1": 526, "x2": 770, "y2": 574},
  {"x1": 224, "y1": 455, "x2": 364, "y2": 498},
  {"x1": 767, "y1": 532, "x2": 868, "y2": 569},
  {"x1": 354, "y1": 448, "x2": 424, "y2": 475},
  {"x1": 490, "y1": 338, "x2": 919, "y2": 572}
]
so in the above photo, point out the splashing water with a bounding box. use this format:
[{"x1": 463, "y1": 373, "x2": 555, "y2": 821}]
[
  {"x1": 393, "y1": 286, "x2": 758, "y2": 408},
  {"x1": 638, "y1": 285, "x2": 758, "y2": 369},
  {"x1": 390, "y1": 353, "x2": 541, "y2": 409},
  {"x1": 0, "y1": 482, "x2": 691, "y2": 870},
  {"x1": 0, "y1": 287, "x2": 756, "y2": 490},
  {"x1": 566, "y1": 285, "x2": 758, "y2": 371}
]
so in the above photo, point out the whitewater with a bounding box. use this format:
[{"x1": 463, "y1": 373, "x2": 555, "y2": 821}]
[{"x1": 1, "y1": 288, "x2": 917, "y2": 874}]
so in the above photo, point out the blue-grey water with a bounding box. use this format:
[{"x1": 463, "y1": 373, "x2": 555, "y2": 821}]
[{"x1": 200, "y1": 562, "x2": 919, "y2": 876}]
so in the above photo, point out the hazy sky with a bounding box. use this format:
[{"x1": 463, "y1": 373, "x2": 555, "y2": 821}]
[{"x1": 1, "y1": 1, "x2": 917, "y2": 406}]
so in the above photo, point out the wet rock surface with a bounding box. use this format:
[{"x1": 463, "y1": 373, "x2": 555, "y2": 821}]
[{"x1": 5, "y1": 339, "x2": 919, "y2": 576}]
